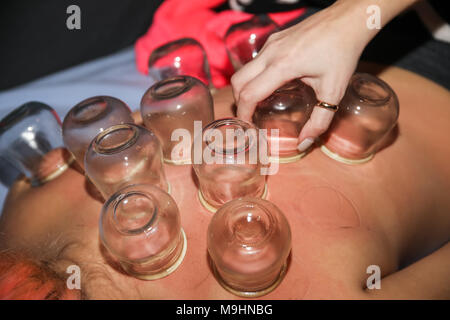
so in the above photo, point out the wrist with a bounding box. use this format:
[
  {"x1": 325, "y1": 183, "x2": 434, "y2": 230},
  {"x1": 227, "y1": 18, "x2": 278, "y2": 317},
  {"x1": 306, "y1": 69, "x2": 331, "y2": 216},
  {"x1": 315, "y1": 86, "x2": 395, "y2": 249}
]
[
  {"x1": 335, "y1": 0, "x2": 419, "y2": 29},
  {"x1": 331, "y1": 0, "x2": 380, "y2": 52}
]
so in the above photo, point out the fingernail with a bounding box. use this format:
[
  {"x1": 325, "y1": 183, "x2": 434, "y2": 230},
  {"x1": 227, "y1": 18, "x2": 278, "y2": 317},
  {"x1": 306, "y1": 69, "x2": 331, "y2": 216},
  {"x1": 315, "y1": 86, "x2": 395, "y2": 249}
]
[{"x1": 297, "y1": 138, "x2": 314, "y2": 152}]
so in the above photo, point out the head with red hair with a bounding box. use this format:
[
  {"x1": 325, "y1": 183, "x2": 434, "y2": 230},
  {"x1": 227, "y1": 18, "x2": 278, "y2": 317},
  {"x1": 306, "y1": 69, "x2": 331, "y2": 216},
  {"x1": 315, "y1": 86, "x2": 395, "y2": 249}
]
[{"x1": 0, "y1": 252, "x2": 80, "y2": 300}]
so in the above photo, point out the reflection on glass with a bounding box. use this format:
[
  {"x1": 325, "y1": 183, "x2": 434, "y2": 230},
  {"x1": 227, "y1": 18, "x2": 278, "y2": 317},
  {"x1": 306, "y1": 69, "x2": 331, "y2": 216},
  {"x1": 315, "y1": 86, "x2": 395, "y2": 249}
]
[
  {"x1": 0, "y1": 102, "x2": 73, "y2": 186},
  {"x1": 208, "y1": 198, "x2": 291, "y2": 297},
  {"x1": 254, "y1": 79, "x2": 317, "y2": 163},
  {"x1": 225, "y1": 15, "x2": 278, "y2": 71},
  {"x1": 148, "y1": 38, "x2": 214, "y2": 89},
  {"x1": 85, "y1": 124, "x2": 168, "y2": 199},
  {"x1": 321, "y1": 73, "x2": 399, "y2": 164},
  {"x1": 192, "y1": 118, "x2": 268, "y2": 212},
  {"x1": 140, "y1": 76, "x2": 214, "y2": 165},
  {"x1": 62, "y1": 96, "x2": 134, "y2": 169},
  {"x1": 100, "y1": 184, "x2": 187, "y2": 280}
]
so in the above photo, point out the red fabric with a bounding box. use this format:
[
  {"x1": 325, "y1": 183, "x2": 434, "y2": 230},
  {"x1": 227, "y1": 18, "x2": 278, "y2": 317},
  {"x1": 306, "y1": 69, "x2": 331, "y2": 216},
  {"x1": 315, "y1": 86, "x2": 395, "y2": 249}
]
[{"x1": 135, "y1": 0, "x2": 306, "y2": 88}]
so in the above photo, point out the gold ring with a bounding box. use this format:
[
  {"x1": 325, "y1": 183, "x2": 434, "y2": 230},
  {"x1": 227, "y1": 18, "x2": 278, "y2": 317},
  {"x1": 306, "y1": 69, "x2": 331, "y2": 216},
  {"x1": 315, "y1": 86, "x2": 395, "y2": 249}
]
[{"x1": 316, "y1": 101, "x2": 339, "y2": 112}]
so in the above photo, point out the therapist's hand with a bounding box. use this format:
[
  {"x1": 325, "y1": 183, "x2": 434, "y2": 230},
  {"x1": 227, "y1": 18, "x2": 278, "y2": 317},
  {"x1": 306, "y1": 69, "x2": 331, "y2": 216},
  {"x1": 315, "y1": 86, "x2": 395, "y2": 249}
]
[{"x1": 231, "y1": 0, "x2": 416, "y2": 151}]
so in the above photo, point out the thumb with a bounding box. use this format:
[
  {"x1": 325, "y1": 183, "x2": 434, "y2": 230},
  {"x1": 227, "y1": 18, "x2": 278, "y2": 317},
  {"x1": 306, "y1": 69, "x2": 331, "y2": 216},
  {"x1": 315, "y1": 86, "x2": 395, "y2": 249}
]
[{"x1": 297, "y1": 107, "x2": 335, "y2": 151}]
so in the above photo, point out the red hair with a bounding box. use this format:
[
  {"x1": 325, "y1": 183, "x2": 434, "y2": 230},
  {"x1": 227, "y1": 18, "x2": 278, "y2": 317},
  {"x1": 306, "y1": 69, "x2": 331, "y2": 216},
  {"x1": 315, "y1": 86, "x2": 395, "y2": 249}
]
[{"x1": 0, "y1": 252, "x2": 80, "y2": 300}]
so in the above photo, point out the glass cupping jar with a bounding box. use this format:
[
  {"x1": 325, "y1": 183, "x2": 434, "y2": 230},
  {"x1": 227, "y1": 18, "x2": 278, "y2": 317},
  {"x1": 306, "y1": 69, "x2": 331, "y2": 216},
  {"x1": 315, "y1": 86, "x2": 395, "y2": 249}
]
[
  {"x1": 0, "y1": 102, "x2": 74, "y2": 186},
  {"x1": 148, "y1": 38, "x2": 214, "y2": 89},
  {"x1": 140, "y1": 76, "x2": 215, "y2": 165},
  {"x1": 321, "y1": 73, "x2": 399, "y2": 164},
  {"x1": 84, "y1": 124, "x2": 169, "y2": 199},
  {"x1": 100, "y1": 184, "x2": 187, "y2": 280},
  {"x1": 253, "y1": 79, "x2": 317, "y2": 163},
  {"x1": 62, "y1": 96, "x2": 134, "y2": 169},
  {"x1": 207, "y1": 198, "x2": 291, "y2": 297},
  {"x1": 192, "y1": 118, "x2": 269, "y2": 213},
  {"x1": 225, "y1": 15, "x2": 279, "y2": 71}
]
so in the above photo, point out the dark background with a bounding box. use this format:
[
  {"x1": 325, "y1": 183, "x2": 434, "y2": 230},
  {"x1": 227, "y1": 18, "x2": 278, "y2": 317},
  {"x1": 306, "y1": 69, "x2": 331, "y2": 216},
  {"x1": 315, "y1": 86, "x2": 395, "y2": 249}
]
[
  {"x1": 0, "y1": 0, "x2": 163, "y2": 90},
  {"x1": 1, "y1": 0, "x2": 449, "y2": 91}
]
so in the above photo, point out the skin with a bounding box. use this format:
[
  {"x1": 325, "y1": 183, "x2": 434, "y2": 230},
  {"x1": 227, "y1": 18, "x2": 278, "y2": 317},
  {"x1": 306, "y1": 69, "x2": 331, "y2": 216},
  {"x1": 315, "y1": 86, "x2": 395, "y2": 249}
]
[
  {"x1": 232, "y1": 0, "x2": 419, "y2": 151},
  {"x1": 0, "y1": 64, "x2": 449, "y2": 299}
]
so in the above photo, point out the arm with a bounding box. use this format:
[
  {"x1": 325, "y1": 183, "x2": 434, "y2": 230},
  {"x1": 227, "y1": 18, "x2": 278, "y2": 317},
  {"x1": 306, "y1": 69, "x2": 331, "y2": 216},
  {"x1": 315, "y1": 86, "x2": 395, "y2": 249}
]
[
  {"x1": 367, "y1": 242, "x2": 450, "y2": 299},
  {"x1": 232, "y1": 0, "x2": 419, "y2": 151}
]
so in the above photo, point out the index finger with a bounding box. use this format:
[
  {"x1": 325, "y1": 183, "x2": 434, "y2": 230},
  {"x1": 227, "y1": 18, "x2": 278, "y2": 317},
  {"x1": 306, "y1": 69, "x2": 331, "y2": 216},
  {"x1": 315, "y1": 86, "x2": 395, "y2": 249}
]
[
  {"x1": 231, "y1": 56, "x2": 267, "y2": 102},
  {"x1": 236, "y1": 65, "x2": 290, "y2": 122}
]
